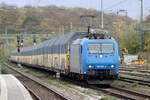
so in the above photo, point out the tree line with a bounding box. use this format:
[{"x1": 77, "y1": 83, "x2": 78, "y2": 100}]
[{"x1": 0, "y1": 3, "x2": 150, "y2": 55}]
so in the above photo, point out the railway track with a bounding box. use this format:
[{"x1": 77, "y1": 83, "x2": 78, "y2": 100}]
[
  {"x1": 3, "y1": 62, "x2": 71, "y2": 100},
  {"x1": 90, "y1": 85, "x2": 150, "y2": 100},
  {"x1": 62, "y1": 75, "x2": 150, "y2": 99},
  {"x1": 62, "y1": 77, "x2": 150, "y2": 100},
  {"x1": 5, "y1": 62, "x2": 150, "y2": 100},
  {"x1": 119, "y1": 68, "x2": 150, "y2": 74},
  {"x1": 118, "y1": 76, "x2": 150, "y2": 87},
  {"x1": 119, "y1": 67, "x2": 150, "y2": 70},
  {"x1": 23, "y1": 84, "x2": 41, "y2": 100},
  {"x1": 120, "y1": 71, "x2": 150, "y2": 79}
]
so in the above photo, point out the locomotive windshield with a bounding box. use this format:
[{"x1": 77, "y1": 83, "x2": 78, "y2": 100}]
[
  {"x1": 88, "y1": 44, "x2": 101, "y2": 54},
  {"x1": 88, "y1": 43, "x2": 114, "y2": 54}
]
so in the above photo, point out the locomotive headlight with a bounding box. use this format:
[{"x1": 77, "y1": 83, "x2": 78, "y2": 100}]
[
  {"x1": 110, "y1": 65, "x2": 115, "y2": 68},
  {"x1": 99, "y1": 54, "x2": 103, "y2": 58},
  {"x1": 88, "y1": 65, "x2": 94, "y2": 68}
]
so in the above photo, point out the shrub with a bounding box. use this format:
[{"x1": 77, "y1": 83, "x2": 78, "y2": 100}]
[{"x1": 131, "y1": 82, "x2": 139, "y2": 88}]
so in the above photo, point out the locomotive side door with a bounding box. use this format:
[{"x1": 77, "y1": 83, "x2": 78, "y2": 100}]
[{"x1": 70, "y1": 43, "x2": 82, "y2": 74}]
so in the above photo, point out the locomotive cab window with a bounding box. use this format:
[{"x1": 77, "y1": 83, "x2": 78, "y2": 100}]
[
  {"x1": 88, "y1": 44, "x2": 101, "y2": 54},
  {"x1": 88, "y1": 43, "x2": 114, "y2": 54},
  {"x1": 101, "y1": 43, "x2": 114, "y2": 53}
]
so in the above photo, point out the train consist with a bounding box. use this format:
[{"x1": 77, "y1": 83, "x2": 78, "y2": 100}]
[{"x1": 10, "y1": 30, "x2": 119, "y2": 84}]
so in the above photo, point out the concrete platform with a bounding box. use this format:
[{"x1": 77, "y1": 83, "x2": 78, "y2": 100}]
[{"x1": 0, "y1": 74, "x2": 32, "y2": 100}]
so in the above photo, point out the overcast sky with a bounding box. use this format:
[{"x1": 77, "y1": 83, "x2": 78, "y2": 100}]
[{"x1": 0, "y1": 0, "x2": 150, "y2": 20}]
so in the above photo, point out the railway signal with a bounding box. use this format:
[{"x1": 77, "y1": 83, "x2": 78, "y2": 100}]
[
  {"x1": 33, "y1": 35, "x2": 37, "y2": 46},
  {"x1": 21, "y1": 39, "x2": 23, "y2": 48},
  {"x1": 21, "y1": 35, "x2": 24, "y2": 48},
  {"x1": 17, "y1": 35, "x2": 20, "y2": 52}
]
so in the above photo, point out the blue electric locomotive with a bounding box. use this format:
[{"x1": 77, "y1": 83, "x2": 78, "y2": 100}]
[{"x1": 70, "y1": 31, "x2": 119, "y2": 84}]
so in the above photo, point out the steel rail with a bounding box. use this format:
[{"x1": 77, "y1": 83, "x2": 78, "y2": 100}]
[
  {"x1": 119, "y1": 68, "x2": 150, "y2": 74},
  {"x1": 120, "y1": 72, "x2": 150, "y2": 79},
  {"x1": 89, "y1": 86, "x2": 137, "y2": 100},
  {"x1": 24, "y1": 84, "x2": 41, "y2": 100},
  {"x1": 111, "y1": 86, "x2": 150, "y2": 99},
  {"x1": 119, "y1": 76, "x2": 150, "y2": 86},
  {"x1": 89, "y1": 85, "x2": 150, "y2": 100},
  {"x1": 4, "y1": 62, "x2": 71, "y2": 100}
]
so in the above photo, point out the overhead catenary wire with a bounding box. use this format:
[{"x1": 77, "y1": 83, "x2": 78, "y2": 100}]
[{"x1": 104, "y1": 0, "x2": 129, "y2": 11}]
